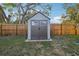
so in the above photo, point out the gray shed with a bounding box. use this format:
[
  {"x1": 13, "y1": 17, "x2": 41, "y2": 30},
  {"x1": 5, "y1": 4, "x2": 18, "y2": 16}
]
[{"x1": 27, "y1": 12, "x2": 51, "y2": 41}]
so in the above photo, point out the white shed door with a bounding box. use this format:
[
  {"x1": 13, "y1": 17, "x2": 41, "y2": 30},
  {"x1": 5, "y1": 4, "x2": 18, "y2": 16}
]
[{"x1": 31, "y1": 20, "x2": 48, "y2": 40}]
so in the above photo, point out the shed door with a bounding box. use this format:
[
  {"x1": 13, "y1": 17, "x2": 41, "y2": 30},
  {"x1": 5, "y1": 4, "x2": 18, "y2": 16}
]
[{"x1": 31, "y1": 20, "x2": 48, "y2": 40}]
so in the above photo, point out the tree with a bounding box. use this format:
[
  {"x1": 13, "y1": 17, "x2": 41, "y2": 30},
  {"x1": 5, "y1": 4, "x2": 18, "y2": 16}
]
[
  {"x1": 0, "y1": 3, "x2": 16, "y2": 23},
  {"x1": 0, "y1": 5, "x2": 8, "y2": 23},
  {"x1": 0, "y1": 3, "x2": 52, "y2": 24},
  {"x1": 62, "y1": 3, "x2": 79, "y2": 24},
  {"x1": 16, "y1": 3, "x2": 39, "y2": 23},
  {"x1": 14, "y1": 3, "x2": 52, "y2": 24}
]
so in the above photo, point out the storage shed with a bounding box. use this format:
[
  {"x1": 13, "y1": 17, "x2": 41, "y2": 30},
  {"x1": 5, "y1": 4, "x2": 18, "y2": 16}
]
[{"x1": 27, "y1": 12, "x2": 51, "y2": 41}]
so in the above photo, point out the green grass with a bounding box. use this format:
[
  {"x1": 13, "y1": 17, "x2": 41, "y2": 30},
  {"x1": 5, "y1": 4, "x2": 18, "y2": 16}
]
[
  {"x1": 61, "y1": 35, "x2": 79, "y2": 56},
  {"x1": 64, "y1": 35, "x2": 79, "y2": 39},
  {"x1": 0, "y1": 36, "x2": 26, "y2": 46},
  {"x1": 0, "y1": 36, "x2": 54, "y2": 56},
  {"x1": 0, "y1": 35, "x2": 79, "y2": 56}
]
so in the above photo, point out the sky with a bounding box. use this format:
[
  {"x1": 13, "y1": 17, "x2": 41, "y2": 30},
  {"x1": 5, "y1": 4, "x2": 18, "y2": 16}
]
[
  {"x1": 51, "y1": 3, "x2": 66, "y2": 16},
  {"x1": 34, "y1": 3, "x2": 66, "y2": 23},
  {"x1": 50, "y1": 3, "x2": 66, "y2": 23},
  {"x1": 4, "y1": 3, "x2": 67, "y2": 24}
]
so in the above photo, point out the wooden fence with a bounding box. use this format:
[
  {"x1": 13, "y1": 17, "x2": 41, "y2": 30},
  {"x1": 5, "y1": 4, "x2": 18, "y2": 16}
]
[
  {"x1": 0, "y1": 24, "x2": 79, "y2": 36},
  {"x1": 0, "y1": 24, "x2": 27, "y2": 36},
  {"x1": 50, "y1": 24, "x2": 79, "y2": 35}
]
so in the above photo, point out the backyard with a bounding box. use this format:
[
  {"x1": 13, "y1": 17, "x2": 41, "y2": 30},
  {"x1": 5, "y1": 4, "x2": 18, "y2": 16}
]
[{"x1": 0, "y1": 35, "x2": 79, "y2": 56}]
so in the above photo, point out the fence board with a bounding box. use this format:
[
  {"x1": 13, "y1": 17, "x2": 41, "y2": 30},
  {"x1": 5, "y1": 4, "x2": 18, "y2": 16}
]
[
  {"x1": 2, "y1": 24, "x2": 16, "y2": 36},
  {"x1": 76, "y1": 24, "x2": 79, "y2": 35},
  {"x1": 0, "y1": 24, "x2": 79, "y2": 36},
  {"x1": 0, "y1": 24, "x2": 1, "y2": 36},
  {"x1": 62, "y1": 24, "x2": 75, "y2": 35},
  {"x1": 17, "y1": 24, "x2": 27, "y2": 35},
  {"x1": 50, "y1": 24, "x2": 61, "y2": 35}
]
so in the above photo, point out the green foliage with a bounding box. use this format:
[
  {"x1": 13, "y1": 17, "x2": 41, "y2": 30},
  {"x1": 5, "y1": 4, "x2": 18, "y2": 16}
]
[{"x1": 63, "y1": 4, "x2": 79, "y2": 24}]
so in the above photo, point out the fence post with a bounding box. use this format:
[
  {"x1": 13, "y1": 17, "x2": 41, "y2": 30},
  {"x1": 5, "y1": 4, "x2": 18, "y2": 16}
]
[
  {"x1": 1, "y1": 24, "x2": 2, "y2": 36},
  {"x1": 16, "y1": 24, "x2": 17, "y2": 35},
  {"x1": 75, "y1": 24, "x2": 77, "y2": 35},
  {"x1": 61, "y1": 24, "x2": 62, "y2": 35}
]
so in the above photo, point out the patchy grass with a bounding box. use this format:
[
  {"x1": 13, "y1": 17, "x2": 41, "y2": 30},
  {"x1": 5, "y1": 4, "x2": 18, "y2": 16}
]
[
  {"x1": 0, "y1": 36, "x2": 26, "y2": 46},
  {"x1": 0, "y1": 35, "x2": 79, "y2": 56},
  {"x1": 61, "y1": 35, "x2": 79, "y2": 56},
  {"x1": 64, "y1": 35, "x2": 79, "y2": 39}
]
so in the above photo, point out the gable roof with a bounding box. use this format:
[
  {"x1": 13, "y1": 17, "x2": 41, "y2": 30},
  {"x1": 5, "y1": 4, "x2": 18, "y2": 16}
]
[{"x1": 28, "y1": 12, "x2": 50, "y2": 20}]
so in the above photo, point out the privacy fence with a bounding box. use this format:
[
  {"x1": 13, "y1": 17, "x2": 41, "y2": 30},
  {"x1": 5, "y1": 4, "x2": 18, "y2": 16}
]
[
  {"x1": 0, "y1": 24, "x2": 27, "y2": 36},
  {"x1": 0, "y1": 24, "x2": 79, "y2": 36},
  {"x1": 50, "y1": 24, "x2": 79, "y2": 35}
]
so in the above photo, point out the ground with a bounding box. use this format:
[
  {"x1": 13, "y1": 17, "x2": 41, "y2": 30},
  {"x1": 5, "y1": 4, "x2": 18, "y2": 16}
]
[{"x1": 0, "y1": 35, "x2": 79, "y2": 56}]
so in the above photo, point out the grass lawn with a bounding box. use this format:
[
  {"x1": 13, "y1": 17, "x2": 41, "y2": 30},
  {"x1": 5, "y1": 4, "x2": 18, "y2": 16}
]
[{"x1": 0, "y1": 35, "x2": 79, "y2": 56}]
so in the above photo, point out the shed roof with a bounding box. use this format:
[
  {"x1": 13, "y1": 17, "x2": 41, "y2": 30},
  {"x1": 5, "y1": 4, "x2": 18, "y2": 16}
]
[{"x1": 28, "y1": 12, "x2": 50, "y2": 21}]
